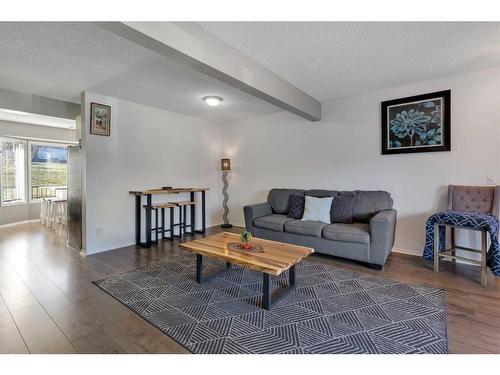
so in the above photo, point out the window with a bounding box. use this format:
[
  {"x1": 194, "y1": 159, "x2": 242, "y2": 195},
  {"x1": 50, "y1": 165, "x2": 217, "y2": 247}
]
[
  {"x1": 28, "y1": 141, "x2": 68, "y2": 202},
  {"x1": 0, "y1": 138, "x2": 69, "y2": 205},
  {"x1": 1, "y1": 138, "x2": 26, "y2": 206}
]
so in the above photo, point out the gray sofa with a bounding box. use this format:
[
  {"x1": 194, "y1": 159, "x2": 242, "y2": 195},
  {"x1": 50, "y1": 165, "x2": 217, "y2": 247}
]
[{"x1": 243, "y1": 189, "x2": 397, "y2": 269}]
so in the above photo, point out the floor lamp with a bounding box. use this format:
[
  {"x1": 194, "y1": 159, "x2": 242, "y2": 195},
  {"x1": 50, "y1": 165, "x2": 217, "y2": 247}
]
[{"x1": 221, "y1": 158, "x2": 232, "y2": 228}]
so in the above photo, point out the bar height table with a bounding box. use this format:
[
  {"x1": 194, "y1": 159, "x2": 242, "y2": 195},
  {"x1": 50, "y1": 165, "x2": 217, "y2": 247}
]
[{"x1": 129, "y1": 187, "x2": 209, "y2": 248}]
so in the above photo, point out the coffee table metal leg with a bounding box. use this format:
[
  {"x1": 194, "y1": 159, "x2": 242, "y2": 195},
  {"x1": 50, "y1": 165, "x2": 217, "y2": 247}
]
[
  {"x1": 262, "y1": 273, "x2": 271, "y2": 310},
  {"x1": 261, "y1": 265, "x2": 296, "y2": 310},
  {"x1": 196, "y1": 256, "x2": 231, "y2": 283},
  {"x1": 196, "y1": 254, "x2": 203, "y2": 283},
  {"x1": 289, "y1": 264, "x2": 296, "y2": 286}
]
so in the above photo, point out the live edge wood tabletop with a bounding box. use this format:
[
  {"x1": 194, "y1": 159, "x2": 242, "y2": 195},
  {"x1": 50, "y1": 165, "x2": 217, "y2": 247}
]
[
  {"x1": 129, "y1": 187, "x2": 210, "y2": 195},
  {"x1": 179, "y1": 232, "x2": 314, "y2": 276}
]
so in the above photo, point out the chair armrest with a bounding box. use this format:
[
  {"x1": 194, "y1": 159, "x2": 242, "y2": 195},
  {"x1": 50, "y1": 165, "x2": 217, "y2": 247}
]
[
  {"x1": 243, "y1": 202, "x2": 273, "y2": 231},
  {"x1": 369, "y1": 209, "x2": 397, "y2": 266}
]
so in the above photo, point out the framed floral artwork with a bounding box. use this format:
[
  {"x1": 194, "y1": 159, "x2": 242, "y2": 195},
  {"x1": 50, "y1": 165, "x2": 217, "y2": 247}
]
[
  {"x1": 381, "y1": 90, "x2": 450, "y2": 155},
  {"x1": 90, "y1": 102, "x2": 111, "y2": 136}
]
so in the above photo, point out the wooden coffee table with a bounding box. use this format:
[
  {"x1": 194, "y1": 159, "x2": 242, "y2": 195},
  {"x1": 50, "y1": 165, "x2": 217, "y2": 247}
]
[{"x1": 179, "y1": 232, "x2": 314, "y2": 310}]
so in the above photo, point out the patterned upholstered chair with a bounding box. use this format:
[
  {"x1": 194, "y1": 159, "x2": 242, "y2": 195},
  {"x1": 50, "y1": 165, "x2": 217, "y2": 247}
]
[{"x1": 433, "y1": 185, "x2": 500, "y2": 285}]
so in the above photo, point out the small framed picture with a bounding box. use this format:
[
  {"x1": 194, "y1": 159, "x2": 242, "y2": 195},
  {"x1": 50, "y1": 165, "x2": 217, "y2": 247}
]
[
  {"x1": 381, "y1": 90, "x2": 451, "y2": 155},
  {"x1": 90, "y1": 102, "x2": 111, "y2": 136}
]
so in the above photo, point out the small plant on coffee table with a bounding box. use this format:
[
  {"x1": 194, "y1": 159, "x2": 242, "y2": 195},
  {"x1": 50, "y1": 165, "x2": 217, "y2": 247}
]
[{"x1": 240, "y1": 230, "x2": 253, "y2": 250}]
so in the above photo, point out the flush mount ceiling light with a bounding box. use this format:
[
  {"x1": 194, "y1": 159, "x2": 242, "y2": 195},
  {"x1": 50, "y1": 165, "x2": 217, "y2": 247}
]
[{"x1": 203, "y1": 96, "x2": 223, "y2": 107}]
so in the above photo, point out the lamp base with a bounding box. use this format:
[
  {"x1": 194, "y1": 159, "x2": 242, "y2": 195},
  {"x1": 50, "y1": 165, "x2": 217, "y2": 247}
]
[{"x1": 221, "y1": 223, "x2": 233, "y2": 228}]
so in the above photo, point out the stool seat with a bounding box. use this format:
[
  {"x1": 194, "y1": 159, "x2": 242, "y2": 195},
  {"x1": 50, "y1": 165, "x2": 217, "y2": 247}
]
[
  {"x1": 169, "y1": 201, "x2": 196, "y2": 206},
  {"x1": 143, "y1": 203, "x2": 177, "y2": 209},
  {"x1": 49, "y1": 198, "x2": 67, "y2": 202}
]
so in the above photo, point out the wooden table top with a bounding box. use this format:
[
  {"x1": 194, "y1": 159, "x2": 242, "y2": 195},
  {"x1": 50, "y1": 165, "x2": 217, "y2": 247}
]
[
  {"x1": 129, "y1": 187, "x2": 210, "y2": 195},
  {"x1": 179, "y1": 232, "x2": 314, "y2": 276}
]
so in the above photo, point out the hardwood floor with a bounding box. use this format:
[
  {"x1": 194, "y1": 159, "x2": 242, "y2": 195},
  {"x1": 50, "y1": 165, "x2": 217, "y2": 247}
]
[{"x1": 0, "y1": 222, "x2": 499, "y2": 354}]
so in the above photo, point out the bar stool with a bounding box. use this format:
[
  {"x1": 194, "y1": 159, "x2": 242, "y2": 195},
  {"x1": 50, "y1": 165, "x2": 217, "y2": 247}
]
[
  {"x1": 45, "y1": 198, "x2": 55, "y2": 228},
  {"x1": 143, "y1": 203, "x2": 176, "y2": 243},
  {"x1": 169, "y1": 201, "x2": 196, "y2": 239},
  {"x1": 40, "y1": 198, "x2": 48, "y2": 225},
  {"x1": 433, "y1": 185, "x2": 499, "y2": 286},
  {"x1": 48, "y1": 199, "x2": 67, "y2": 229}
]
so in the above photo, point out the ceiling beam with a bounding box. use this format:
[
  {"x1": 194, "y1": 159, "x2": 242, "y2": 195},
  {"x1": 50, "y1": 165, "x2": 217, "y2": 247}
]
[{"x1": 97, "y1": 22, "x2": 321, "y2": 121}]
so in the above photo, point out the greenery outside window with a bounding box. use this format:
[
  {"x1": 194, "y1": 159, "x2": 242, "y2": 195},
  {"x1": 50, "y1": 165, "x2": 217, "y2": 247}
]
[{"x1": 28, "y1": 141, "x2": 68, "y2": 203}]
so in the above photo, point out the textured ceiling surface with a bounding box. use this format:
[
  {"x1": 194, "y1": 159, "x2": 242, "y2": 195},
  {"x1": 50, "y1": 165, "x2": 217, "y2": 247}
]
[
  {"x1": 1, "y1": 22, "x2": 500, "y2": 122},
  {"x1": 200, "y1": 22, "x2": 500, "y2": 101},
  {"x1": 0, "y1": 22, "x2": 279, "y2": 123}
]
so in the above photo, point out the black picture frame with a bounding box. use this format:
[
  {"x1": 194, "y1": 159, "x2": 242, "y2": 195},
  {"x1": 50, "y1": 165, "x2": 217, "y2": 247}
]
[{"x1": 381, "y1": 90, "x2": 451, "y2": 155}]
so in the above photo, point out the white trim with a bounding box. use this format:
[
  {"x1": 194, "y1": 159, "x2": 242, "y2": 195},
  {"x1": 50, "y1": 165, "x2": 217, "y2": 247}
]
[
  {"x1": 0, "y1": 219, "x2": 39, "y2": 229},
  {"x1": 1, "y1": 200, "x2": 26, "y2": 207},
  {"x1": 0, "y1": 108, "x2": 76, "y2": 129},
  {"x1": 4, "y1": 135, "x2": 77, "y2": 145},
  {"x1": 391, "y1": 247, "x2": 421, "y2": 256},
  {"x1": 0, "y1": 137, "x2": 27, "y2": 207}
]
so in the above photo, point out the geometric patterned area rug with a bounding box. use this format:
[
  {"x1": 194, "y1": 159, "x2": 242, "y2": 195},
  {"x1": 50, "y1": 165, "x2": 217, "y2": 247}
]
[{"x1": 94, "y1": 253, "x2": 448, "y2": 354}]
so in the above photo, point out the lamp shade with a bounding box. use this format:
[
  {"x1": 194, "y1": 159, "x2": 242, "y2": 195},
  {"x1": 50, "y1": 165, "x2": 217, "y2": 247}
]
[{"x1": 221, "y1": 158, "x2": 231, "y2": 171}]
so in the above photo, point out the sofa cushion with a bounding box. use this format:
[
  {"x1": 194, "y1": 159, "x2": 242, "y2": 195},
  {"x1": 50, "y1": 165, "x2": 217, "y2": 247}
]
[
  {"x1": 254, "y1": 214, "x2": 293, "y2": 232},
  {"x1": 351, "y1": 191, "x2": 393, "y2": 223},
  {"x1": 288, "y1": 195, "x2": 305, "y2": 219},
  {"x1": 301, "y1": 196, "x2": 333, "y2": 224},
  {"x1": 285, "y1": 220, "x2": 326, "y2": 238},
  {"x1": 322, "y1": 223, "x2": 370, "y2": 244},
  {"x1": 268, "y1": 189, "x2": 306, "y2": 214},
  {"x1": 330, "y1": 195, "x2": 354, "y2": 224},
  {"x1": 305, "y1": 189, "x2": 339, "y2": 198}
]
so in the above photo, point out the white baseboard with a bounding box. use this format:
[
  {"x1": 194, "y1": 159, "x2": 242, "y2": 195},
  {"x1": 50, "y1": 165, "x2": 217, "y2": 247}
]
[
  {"x1": 0, "y1": 219, "x2": 39, "y2": 229},
  {"x1": 391, "y1": 247, "x2": 421, "y2": 257}
]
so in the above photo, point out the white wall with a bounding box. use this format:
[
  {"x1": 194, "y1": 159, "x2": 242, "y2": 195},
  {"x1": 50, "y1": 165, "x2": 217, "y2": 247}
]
[
  {"x1": 81, "y1": 92, "x2": 223, "y2": 255},
  {"x1": 221, "y1": 67, "x2": 500, "y2": 255},
  {"x1": 0, "y1": 120, "x2": 77, "y2": 226}
]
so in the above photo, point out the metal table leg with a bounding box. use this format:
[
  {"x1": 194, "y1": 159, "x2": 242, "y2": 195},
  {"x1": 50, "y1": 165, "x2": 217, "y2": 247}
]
[
  {"x1": 195, "y1": 254, "x2": 231, "y2": 283},
  {"x1": 196, "y1": 254, "x2": 203, "y2": 283},
  {"x1": 135, "y1": 195, "x2": 142, "y2": 246},
  {"x1": 262, "y1": 265, "x2": 296, "y2": 310},
  {"x1": 195, "y1": 190, "x2": 207, "y2": 235},
  {"x1": 169, "y1": 207, "x2": 174, "y2": 241},
  {"x1": 190, "y1": 191, "x2": 196, "y2": 235},
  {"x1": 262, "y1": 273, "x2": 271, "y2": 310},
  {"x1": 145, "y1": 194, "x2": 152, "y2": 247},
  {"x1": 135, "y1": 194, "x2": 152, "y2": 248}
]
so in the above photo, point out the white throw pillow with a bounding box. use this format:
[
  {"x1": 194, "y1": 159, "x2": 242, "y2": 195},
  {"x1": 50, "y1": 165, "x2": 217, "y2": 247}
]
[{"x1": 301, "y1": 196, "x2": 333, "y2": 224}]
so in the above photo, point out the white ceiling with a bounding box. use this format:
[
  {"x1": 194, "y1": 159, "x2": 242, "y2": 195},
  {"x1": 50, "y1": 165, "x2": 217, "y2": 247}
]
[
  {"x1": 1, "y1": 22, "x2": 500, "y2": 123},
  {"x1": 199, "y1": 22, "x2": 500, "y2": 101},
  {"x1": 0, "y1": 22, "x2": 279, "y2": 123}
]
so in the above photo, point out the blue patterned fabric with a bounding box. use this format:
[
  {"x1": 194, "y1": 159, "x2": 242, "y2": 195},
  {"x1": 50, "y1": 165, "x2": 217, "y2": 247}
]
[{"x1": 422, "y1": 210, "x2": 500, "y2": 277}]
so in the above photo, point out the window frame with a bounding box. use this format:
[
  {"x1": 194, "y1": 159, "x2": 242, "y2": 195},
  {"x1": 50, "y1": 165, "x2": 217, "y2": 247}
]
[
  {"x1": 0, "y1": 137, "x2": 27, "y2": 207},
  {"x1": 27, "y1": 140, "x2": 68, "y2": 204}
]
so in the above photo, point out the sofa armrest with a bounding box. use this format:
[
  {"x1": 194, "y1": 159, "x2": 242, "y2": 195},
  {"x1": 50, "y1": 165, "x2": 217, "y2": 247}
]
[
  {"x1": 243, "y1": 202, "x2": 273, "y2": 231},
  {"x1": 369, "y1": 209, "x2": 397, "y2": 266}
]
